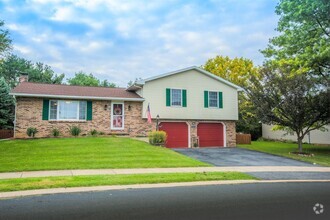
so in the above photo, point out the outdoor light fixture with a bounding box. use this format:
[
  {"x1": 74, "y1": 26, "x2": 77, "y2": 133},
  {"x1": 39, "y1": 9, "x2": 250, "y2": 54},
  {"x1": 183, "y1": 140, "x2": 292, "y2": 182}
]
[
  {"x1": 156, "y1": 114, "x2": 160, "y2": 131},
  {"x1": 104, "y1": 105, "x2": 108, "y2": 110},
  {"x1": 128, "y1": 105, "x2": 131, "y2": 111}
]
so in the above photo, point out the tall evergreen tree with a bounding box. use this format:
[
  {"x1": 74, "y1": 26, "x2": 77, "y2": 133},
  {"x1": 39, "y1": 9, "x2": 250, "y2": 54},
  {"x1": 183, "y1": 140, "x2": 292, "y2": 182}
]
[{"x1": 0, "y1": 77, "x2": 14, "y2": 129}]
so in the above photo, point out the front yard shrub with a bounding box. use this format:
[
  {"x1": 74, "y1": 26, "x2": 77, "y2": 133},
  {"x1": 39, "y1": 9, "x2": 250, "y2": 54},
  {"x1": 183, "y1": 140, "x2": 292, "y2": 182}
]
[
  {"x1": 148, "y1": 131, "x2": 167, "y2": 146},
  {"x1": 69, "y1": 126, "x2": 81, "y2": 137},
  {"x1": 51, "y1": 128, "x2": 60, "y2": 137},
  {"x1": 26, "y1": 127, "x2": 38, "y2": 138},
  {"x1": 89, "y1": 129, "x2": 98, "y2": 136}
]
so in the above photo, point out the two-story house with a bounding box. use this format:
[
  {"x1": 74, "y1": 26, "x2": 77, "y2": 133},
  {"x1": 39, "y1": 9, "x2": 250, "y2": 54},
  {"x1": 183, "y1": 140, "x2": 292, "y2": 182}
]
[{"x1": 10, "y1": 66, "x2": 241, "y2": 148}]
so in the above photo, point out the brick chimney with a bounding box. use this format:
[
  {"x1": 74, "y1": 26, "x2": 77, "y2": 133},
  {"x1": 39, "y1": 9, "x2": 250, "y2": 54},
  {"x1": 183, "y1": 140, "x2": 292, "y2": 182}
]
[{"x1": 19, "y1": 74, "x2": 29, "y2": 83}]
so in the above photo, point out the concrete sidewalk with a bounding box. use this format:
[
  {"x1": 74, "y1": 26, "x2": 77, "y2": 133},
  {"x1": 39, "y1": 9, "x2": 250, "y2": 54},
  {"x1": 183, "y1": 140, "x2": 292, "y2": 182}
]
[{"x1": 1, "y1": 166, "x2": 330, "y2": 180}]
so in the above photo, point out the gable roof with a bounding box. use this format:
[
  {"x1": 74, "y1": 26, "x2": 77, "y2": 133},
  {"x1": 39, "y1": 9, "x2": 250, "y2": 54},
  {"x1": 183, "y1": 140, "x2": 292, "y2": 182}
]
[
  {"x1": 10, "y1": 82, "x2": 144, "y2": 101},
  {"x1": 136, "y1": 66, "x2": 242, "y2": 91}
]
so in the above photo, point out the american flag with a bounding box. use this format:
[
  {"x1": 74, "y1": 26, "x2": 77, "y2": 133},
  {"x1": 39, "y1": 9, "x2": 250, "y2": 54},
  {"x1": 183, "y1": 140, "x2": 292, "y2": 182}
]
[{"x1": 147, "y1": 103, "x2": 152, "y2": 124}]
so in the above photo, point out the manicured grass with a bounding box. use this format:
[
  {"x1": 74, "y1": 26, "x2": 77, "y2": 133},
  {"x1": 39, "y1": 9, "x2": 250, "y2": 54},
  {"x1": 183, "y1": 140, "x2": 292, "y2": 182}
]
[
  {"x1": 0, "y1": 172, "x2": 256, "y2": 192},
  {"x1": 239, "y1": 141, "x2": 330, "y2": 166},
  {"x1": 0, "y1": 137, "x2": 209, "y2": 172}
]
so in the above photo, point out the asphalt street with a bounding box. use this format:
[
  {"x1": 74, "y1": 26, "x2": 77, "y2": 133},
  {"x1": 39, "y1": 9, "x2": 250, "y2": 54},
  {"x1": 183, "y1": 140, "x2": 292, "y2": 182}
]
[{"x1": 0, "y1": 182, "x2": 329, "y2": 220}]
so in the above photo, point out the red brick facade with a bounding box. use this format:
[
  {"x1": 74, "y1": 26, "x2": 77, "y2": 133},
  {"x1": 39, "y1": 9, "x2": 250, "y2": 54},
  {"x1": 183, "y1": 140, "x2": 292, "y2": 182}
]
[{"x1": 14, "y1": 97, "x2": 236, "y2": 147}]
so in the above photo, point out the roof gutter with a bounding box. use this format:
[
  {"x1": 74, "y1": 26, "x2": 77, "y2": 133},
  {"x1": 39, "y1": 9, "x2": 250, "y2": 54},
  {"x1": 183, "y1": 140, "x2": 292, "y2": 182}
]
[{"x1": 9, "y1": 93, "x2": 145, "y2": 102}]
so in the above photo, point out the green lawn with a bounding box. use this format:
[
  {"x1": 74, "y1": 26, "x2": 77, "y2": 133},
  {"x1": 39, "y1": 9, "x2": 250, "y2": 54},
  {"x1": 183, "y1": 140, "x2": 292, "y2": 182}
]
[
  {"x1": 0, "y1": 137, "x2": 209, "y2": 172},
  {"x1": 239, "y1": 141, "x2": 330, "y2": 166},
  {"x1": 0, "y1": 172, "x2": 256, "y2": 192}
]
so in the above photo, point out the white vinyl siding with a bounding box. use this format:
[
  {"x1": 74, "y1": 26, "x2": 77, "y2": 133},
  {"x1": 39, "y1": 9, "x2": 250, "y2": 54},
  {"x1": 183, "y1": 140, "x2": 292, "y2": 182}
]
[{"x1": 141, "y1": 69, "x2": 238, "y2": 120}]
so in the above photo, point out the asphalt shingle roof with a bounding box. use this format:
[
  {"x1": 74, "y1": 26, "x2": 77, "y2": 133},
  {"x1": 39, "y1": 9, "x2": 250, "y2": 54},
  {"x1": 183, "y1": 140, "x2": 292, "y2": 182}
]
[{"x1": 10, "y1": 82, "x2": 142, "y2": 99}]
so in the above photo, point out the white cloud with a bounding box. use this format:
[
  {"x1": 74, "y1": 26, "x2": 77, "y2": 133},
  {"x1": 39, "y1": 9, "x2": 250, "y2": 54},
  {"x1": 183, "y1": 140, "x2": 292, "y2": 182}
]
[
  {"x1": 13, "y1": 45, "x2": 32, "y2": 55},
  {"x1": 50, "y1": 6, "x2": 75, "y2": 21},
  {"x1": 1, "y1": 0, "x2": 279, "y2": 86}
]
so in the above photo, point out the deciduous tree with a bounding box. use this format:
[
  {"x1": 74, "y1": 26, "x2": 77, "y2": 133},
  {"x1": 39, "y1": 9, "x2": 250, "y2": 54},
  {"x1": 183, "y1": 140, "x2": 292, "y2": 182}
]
[
  {"x1": 0, "y1": 54, "x2": 64, "y2": 87},
  {"x1": 261, "y1": 0, "x2": 330, "y2": 80},
  {"x1": 246, "y1": 65, "x2": 329, "y2": 152},
  {"x1": 0, "y1": 20, "x2": 11, "y2": 59},
  {"x1": 68, "y1": 71, "x2": 117, "y2": 87}
]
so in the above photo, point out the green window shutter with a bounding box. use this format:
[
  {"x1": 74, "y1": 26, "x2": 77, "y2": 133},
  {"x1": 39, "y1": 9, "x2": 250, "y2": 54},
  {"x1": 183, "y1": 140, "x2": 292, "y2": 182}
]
[
  {"x1": 166, "y1": 88, "x2": 171, "y2": 106},
  {"x1": 219, "y1": 92, "x2": 223, "y2": 108},
  {"x1": 42, "y1": 99, "x2": 49, "y2": 120},
  {"x1": 87, "y1": 101, "x2": 93, "y2": 120},
  {"x1": 204, "y1": 91, "x2": 209, "y2": 108},
  {"x1": 182, "y1": 89, "x2": 187, "y2": 107}
]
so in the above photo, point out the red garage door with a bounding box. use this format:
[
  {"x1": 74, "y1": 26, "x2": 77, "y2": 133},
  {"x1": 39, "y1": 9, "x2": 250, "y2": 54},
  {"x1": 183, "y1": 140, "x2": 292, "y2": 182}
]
[
  {"x1": 197, "y1": 123, "x2": 224, "y2": 147},
  {"x1": 159, "y1": 122, "x2": 188, "y2": 148}
]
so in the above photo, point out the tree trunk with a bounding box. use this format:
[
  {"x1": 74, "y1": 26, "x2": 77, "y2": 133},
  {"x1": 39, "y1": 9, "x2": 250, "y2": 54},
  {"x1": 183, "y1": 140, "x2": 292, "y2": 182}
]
[{"x1": 297, "y1": 137, "x2": 303, "y2": 153}]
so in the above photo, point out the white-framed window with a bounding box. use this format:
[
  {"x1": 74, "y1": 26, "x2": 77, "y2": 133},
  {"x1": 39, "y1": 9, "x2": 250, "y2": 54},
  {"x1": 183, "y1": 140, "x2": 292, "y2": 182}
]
[
  {"x1": 209, "y1": 91, "x2": 218, "y2": 108},
  {"x1": 49, "y1": 100, "x2": 87, "y2": 121},
  {"x1": 171, "y1": 89, "x2": 182, "y2": 106},
  {"x1": 111, "y1": 102, "x2": 124, "y2": 130}
]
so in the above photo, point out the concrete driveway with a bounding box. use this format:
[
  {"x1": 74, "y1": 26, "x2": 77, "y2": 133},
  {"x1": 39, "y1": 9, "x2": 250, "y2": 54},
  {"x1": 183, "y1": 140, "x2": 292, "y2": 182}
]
[{"x1": 174, "y1": 147, "x2": 315, "y2": 167}]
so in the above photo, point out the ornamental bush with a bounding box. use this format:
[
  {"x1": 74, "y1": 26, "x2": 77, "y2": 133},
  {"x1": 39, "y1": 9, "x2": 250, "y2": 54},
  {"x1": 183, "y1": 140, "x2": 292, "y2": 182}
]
[
  {"x1": 26, "y1": 127, "x2": 38, "y2": 138},
  {"x1": 148, "y1": 131, "x2": 167, "y2": 146},
  {"x1": 89, "y1": 129, "x2": 98, "y2": 136},
  {"x1": 52, "y1": 128, "x2": 60, "y2": 137},
  {"x1": 69, "y1": 126, "x2": 81, "y2": 137}
]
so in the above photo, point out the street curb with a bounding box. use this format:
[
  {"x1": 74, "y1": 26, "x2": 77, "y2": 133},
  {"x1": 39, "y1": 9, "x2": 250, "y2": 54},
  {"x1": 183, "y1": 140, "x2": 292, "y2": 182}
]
[{"x1": 1, "y1": 179, "x2": 330, "y2": 199}]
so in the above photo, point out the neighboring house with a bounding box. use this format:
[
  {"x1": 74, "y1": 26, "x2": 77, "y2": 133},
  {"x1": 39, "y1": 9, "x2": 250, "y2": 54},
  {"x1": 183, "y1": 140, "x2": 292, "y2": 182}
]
[
  {"x1": 262, "y1": 124, "x2": 330, "y2": 145},
  {"x1": 10, "y1": 66, "x2": 241, "y2": 148}
]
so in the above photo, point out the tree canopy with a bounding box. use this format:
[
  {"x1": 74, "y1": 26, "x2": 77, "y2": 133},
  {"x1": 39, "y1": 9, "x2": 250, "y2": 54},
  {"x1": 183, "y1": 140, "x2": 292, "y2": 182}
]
[
  {"x1": 67, "y1": 71, "x2": 117, "y2": 87},
  {"x1": 246, "y1": 65, "x2": 329, "y2": 152},
  {"x1": 202, "y1": 56, "x2": 259, "y2": 88},
  {"x1": 0, "y1": 20, "x2": 11, "y2": 59},
  {"x1": 261, "y1": 0, "x2": 330, "y2": 80},
  {"x1": 253, "y1": 0, "x2": 330, "y2": 151},
  {"x1": 0, "y1": 54, "x2": 64, "y2": 88}
]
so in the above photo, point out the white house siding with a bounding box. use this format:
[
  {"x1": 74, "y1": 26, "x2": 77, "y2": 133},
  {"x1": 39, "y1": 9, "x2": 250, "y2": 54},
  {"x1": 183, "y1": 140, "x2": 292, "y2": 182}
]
[
  {"x1": 262, "y1": 124, "x2": 330, "y2": 145},
  {"x1": 136, "y1": 88, "x2": 143, "y2": 97},
  {"x1": 141, "y1": 69, "x2": 238, "y2": 120}
]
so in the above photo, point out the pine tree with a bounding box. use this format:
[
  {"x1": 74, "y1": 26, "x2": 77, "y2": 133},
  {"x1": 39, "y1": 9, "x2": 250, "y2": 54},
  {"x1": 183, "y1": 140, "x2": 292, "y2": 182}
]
[{"x1": 0, "y1": 77, "x2": 14, "y2": 129}]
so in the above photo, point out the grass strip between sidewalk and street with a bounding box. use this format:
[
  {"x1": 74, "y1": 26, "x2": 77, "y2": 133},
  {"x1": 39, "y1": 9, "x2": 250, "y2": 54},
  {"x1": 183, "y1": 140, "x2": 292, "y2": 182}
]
[{"x1": 0, "y1": 172, "x2": 256, "y2": 192}]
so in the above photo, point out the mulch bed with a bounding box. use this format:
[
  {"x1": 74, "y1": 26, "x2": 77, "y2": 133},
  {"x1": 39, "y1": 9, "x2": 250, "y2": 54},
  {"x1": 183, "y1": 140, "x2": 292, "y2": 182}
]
[{"x1": 289, "y1": 152, "x2": 314, "y2": 157}]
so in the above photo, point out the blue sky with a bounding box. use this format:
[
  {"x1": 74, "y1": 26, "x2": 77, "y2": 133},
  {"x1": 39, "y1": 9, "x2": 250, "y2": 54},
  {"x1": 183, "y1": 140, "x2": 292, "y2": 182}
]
[{"x1": 0, "y1": 0, "x2": 279, "y2": 86}]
